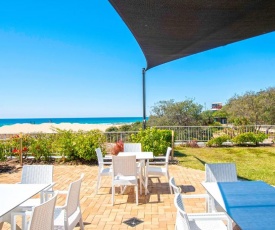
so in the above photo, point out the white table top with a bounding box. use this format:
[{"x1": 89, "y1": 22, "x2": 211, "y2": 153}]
[
  {"x1": 118, "y1": 152, "x2": 154, "y2": 160},
  {"x1": 0, "y1": 183, "x2": 50, "y2": 217}
]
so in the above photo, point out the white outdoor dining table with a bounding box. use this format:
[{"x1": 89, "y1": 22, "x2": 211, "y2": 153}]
[
  {"x1": 202, "y1": 181, "x2": 275, "y2": 230},
  {"x1": 0, "y1": 183, "x2": 50, "y2": 228},
  {"x1": 118, "y1": 152, "x2": 153, "y2": 195}
]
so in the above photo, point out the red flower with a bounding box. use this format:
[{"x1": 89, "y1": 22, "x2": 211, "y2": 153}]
[
  {"x1": 12, "y1": 149, "x2": 20, "y2": 154},
  {"x1": 22, "y1": 147, "x2": 28, "y2": 152}
]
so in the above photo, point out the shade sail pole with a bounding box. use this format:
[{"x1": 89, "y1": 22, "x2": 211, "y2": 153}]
[{"x1": 142, "y1": 68, "x2": 146, "y2": 129}]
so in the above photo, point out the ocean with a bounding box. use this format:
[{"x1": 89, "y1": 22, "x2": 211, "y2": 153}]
[{"x1": 0, "y1": 117, "x2": 146, "y2": 127}]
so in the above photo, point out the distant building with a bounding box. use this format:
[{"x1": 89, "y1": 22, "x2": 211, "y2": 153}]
[
  {"x1": 211, "y1": 102, "x2": 227, "y2": 124},
  {"x1": 211, "y1": 102, "x2": 222, "y2": 111}
]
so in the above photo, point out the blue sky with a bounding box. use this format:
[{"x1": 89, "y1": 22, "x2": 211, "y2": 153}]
[{"x1": 0, "y1": 1, "x2": 274, "y2": 118}]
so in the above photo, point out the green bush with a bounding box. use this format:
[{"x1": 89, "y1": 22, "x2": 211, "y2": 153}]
[
  {"x1": 0, "y1": 141, "x2": 6, "y2": 161},
  {"x1": 232, "y1": 132, "x2": 268, "y2": 146},
  {"x1": 52, "y1": 129, "x2": 77, "y2": 160},
  {"x1": 74, "y1": 130, "x2": 106, "y2": 161},
  {"x1": 8, "y1": 134, "x2": 32, "y2": 158},
  {"x1": 207, "y1": 135, "x2": 231, "y2": 147},
  {"x1": 130, "y1": 127, "x2": 172, "y2": 156},
  {"x1": 29, "y1": 134, "x2": 54, "y2": 161},
  {"x1": 52, "y1": 128, "x2": 107, "y2": 161},
  {"x1": 105, "y1": 126, "x2": 119, "y2": 132}
]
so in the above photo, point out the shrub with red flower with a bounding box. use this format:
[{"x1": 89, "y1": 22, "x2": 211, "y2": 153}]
[
  {"x1": 111, "y1": 140, "x2": 124, "y2": 155},
  {"x1": 9, "y1": 134, "x2": 31, "y2": 158}
]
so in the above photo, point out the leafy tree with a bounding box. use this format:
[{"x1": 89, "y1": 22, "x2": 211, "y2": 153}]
[
  {"x1": 224, "y1": 87, "x2": 275, "y2": 125},
  {"x1": 225, "y1": 91, "x2": 261, "y2": 125},
  {"x1": 147, "y1": 99, "x2": 203, "y2": 126},
  {"x1": 258, "y1": 87, "x2": 275, "y2": 124},
  {"x1": 200, "y1": 110, "x2": 215, "y2": 125}
]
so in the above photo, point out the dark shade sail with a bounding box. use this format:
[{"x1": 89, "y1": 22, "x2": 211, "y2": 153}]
[{"x1": 109, "y1": 0, "x2": 275, "y2": 70}]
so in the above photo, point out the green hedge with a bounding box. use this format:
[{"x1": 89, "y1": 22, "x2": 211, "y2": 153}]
[
  {"x1": 207, "y1": 135, "x2": 231, "y2": 147},
  {"x1": 0, "y1": 128, "x2": 171, "y2": 162},
  {"x1": 207, "y1": 132, "x2": 268, "y2": 147},
  {"x1": 232, "y1": 132, "x2": 267, "y2": 146},
  {"x1": 52, "y1": 129, "x2": 106, "y2": 161}
]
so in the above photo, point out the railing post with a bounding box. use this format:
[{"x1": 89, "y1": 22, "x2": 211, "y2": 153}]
[
  {"x1": 19, "y1": 132, "x2": 23, "y2": 166},
  {"x1": 171, "y1": 130, "x2": 174, "y2": 160}
]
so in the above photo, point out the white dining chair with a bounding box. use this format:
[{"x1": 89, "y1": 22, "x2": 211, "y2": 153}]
[
  {"x1": 170, "y1": 176, "x2": 211, "y2": 212},
  {"x1": 205, "y1": 163, "x2": 238, "y2": 183},
  {"x1": 169, "y1": 177, "x2": 182, "y2": 194},
  {"x1": 19, "y1": 165, "x2": 55, "y2": 203},
  {"x1": 27, "y1": 192, "x2": 58, "y2": 230},
  {"x1": 174, "y1": 193, "x2": 232, "y2": 230},
  {"x1": 205, "y1": 163, "x2": 238, "y2": 212},
  {"x1": 146, "y1": 147, "x2": 172, "y2": 194},
  {"x1": 95, "y1": 147, "x2": 112, "y2": 194},
  {"x1": 11, "y1": 165, "x2": 55, "y2": 230},
  {"x1": 54, "y1": 174, "x2": 84, "y2": 230},
  {"x1": 111, "y1": 155, "x2": 139, "y2": 205},
  {"x1": 123, "y1": 143, "x2": 142, "y2": 152}
]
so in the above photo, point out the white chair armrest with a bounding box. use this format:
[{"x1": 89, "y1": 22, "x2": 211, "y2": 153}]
[
  {"x1": 55, "y1": 205, "x2": 67, "y2": 210},
  {"x1": 56, "y1": 190, "x2": 68, "y2": 195},
  {"x1": 153, "y1": 156, "x2": 166, "y2": 160},
  {"x1": 181, "y1": 194, "x2": 209, "y2": 199},
  {"x1": 149, "y1": 161, "x2": 167, "y2": 165},
  {"x1": 188, "y1": 212, "x2": 229, "y2": 221},
  {"x1": 99, "y1": 161, "x2": 112, "y2": 165}
]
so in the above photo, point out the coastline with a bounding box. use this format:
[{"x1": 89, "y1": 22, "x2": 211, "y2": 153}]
[{"x1": 0, "y1": 123, "x2": 121, "y2": 134}]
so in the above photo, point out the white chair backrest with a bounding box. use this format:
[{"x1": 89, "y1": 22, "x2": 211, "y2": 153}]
[
  {"x1": 96, "y1": 148, "x2": 103, "y2": 164},
  {"x1": 65, "y1": 174, "x2": 84, "y2": 217},
  {"x1": 123, "y1": 143, "x2": 142, "y2": 152},
  {"x1": 28, "y1": 192, "x2": 57, "y2": 230},
  {"x1": 165, "y1": 147, "x2": 172, "y2": 163},
  {"x1": 169, "y1": 177, "x2": 181, "y2": 194},
  {"x1": 21, "y1": 165, "x2": 53, "y2": 184},
  {"x1": 174, "y1": 193, "x2": 191, "y2": 230},
  {"x1": 112, "y1": 155, "x2": 137, "y2": 176},
  {"x1": 205, "y1": 163, "x2": 237, "y2": 182}
]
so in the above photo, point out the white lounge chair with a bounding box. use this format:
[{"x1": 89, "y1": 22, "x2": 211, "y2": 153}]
[
  {"x1": 146, "y1": 147, "x2": 172, "y2": 194},
  {"x1": 174, "y1": 193, "x2": 232, "y2": 230}
]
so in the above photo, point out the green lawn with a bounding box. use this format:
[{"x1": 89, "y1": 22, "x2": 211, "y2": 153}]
[{"x1": 174, "y1": 146, "x2": 275, "y2": 185}]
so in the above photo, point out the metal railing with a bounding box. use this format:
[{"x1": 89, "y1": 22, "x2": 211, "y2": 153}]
[
  {"x1": 1, "y1": 125, "x2": 274, "y2": 144},
  {"x1": 155, "y1": 125, "x2": 275, "y2": 142}
]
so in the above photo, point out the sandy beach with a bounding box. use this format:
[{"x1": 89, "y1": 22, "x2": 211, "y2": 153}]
[{"x1": 0, "y1": 123, "x2": 121, "y2": 134}]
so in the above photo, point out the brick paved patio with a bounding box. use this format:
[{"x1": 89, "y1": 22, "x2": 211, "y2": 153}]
[{"x1": 0, "y1": 164, "x2": 206, "y2": 229}]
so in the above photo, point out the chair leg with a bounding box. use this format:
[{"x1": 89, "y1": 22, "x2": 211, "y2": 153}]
[
  {"x1": 135, "y1": 185, "x2": 138, "y2": 205},
  {"x1": 78, "y1": 216, "x2": 84, "y2": 230},
  {"x1": 96, "y1": 174, "x2": 101, "y2": 194},
  {"x1": 167, "y1": 172, "x2": 173, "y2": 194},
  {"x1": 112, "y1": 185, "x2": 115, "y2": 206}
]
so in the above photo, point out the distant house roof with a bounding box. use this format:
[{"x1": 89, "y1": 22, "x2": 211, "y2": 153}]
[{"x1": 109, "y1": 0, "x2": 275, "y2": 70}]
